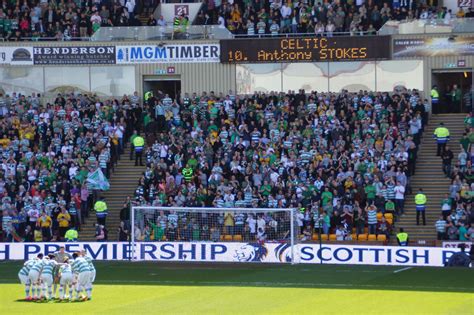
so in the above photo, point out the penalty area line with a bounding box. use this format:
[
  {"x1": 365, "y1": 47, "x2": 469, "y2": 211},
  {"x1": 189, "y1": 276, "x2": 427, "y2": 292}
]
[{"x1": 393, "y1": 267, "x2": 412, "y2": 274}]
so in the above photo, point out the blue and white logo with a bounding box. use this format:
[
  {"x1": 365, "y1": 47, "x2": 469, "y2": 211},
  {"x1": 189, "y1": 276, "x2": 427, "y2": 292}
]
[
  {"x1": 234, "y1": 243, "x2": 268, "y2": 262},
  {"x1": 274, "y1": 243, "x2": 292, "y2": 263}
]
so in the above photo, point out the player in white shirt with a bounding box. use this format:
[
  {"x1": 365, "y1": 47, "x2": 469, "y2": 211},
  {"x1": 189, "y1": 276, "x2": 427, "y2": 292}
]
[
  {"x1": 81, "y1": 250, "x2": 95, "y2": 299},
  {"x1": 18, "y1": 258, "x2": 37, "y2": 300},
  {"x1": 40, "y1": 255, "x2": 60, "y2": 300},
  {"x1": 71, "y1": 252, "x2": 91, "y2": 301},
  {"x1": 28, "y1": 253, "x2": 45, "y2": 300},
  {"x1": 58, "y1": 259, "x2": 74, "y2": 301}
]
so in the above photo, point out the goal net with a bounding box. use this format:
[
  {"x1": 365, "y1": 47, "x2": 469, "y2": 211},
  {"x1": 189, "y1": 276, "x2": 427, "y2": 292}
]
[{"x1": 130, "y1": 206, "x2": 299, "y2": 263}]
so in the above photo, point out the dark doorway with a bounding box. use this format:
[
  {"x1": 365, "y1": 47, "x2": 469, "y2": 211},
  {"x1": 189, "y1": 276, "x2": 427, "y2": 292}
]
[
  {"x1": 143, "y1": 76, "x2": 181, "y2": 102},
  {"x1": 431, "y1": 70, "x2": 472, "y2": 114}
]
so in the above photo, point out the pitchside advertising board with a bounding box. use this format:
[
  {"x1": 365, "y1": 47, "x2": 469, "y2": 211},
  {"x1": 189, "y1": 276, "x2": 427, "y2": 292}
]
[
  {"x1": 0, "y1": 47, "x2": 33, "y2": 65},
  {"x1": 0, "y1": 242, "x2": 462, "y2": 267},
  {"x1": 115, "y1": 44, "x2": 220, "y2": 64},
  {"x1": 220, "y1": 36, "x2": 391, "y2": 63},
  {"x1": 33, "y1": 46, "x2": 116, "y2": 65}
]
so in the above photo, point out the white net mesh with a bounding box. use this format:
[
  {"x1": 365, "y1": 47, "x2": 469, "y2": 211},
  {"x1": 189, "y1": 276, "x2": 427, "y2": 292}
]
[{"x1": 131, "y1": 206, "x2": 298, "y2": 263}]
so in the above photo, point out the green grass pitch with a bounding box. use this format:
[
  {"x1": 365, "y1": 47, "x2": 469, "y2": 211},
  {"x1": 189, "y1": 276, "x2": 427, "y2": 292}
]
[{"x1": 0, "y1": 261, "x2": 473, "y2": 315}]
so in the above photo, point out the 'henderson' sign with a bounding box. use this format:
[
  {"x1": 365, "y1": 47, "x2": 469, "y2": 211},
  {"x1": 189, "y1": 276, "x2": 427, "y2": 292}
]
[{"x1": 33, "y1": 46, "x2": 116, "y2": 65}]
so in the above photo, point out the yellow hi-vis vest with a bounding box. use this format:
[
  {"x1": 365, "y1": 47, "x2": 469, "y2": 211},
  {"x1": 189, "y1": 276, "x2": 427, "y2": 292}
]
[
  {"x1": 133, "y1": 136, "x2": 145, "y2": 150},
  {"x1": 397, "y1": 232, "x2": 408, "y2": 245},
  {"x1": 415, "y1": 193, "x2": 427, "y2": 205},
  {"x1": 431, "y1": 89, "x2": 439, "y2": 100}
]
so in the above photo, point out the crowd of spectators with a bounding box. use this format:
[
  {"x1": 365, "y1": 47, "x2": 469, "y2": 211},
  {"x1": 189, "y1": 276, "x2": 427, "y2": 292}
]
[
  {"x1": 195, "y1": 0, "x2": 474, "y2": 36},
  {"x1": 127, "y1": 87, "x2": 427, "y2": 242},
  {"x1": 435, "y1": 115, "x2": 474, "y2": 242},
  {"x1": 0, "y1": 90, "x2": 142, "y2": 242},
  {"x1": 0, "y1": 0, "x2": 147, "y2": 41}
]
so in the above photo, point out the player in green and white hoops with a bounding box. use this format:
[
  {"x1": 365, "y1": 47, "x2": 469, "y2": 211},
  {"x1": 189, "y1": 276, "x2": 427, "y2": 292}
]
[
  {"x1": 58, "y1": 258, "x2": 74, "y2": 301},
  {"x1": 71, "y1": 252, "x2": 91, "y2": 301},
  {"x1": 28, "y1": 254, "x2": 45, "y2": 300},
  {"x1": 18, "y1": 258, "x2": 37, "y2": 300},
  {"x1": 41, "y1": 255, "x2": 62, "y2": 300},
  {"x1": 81, "y1": 250, "x2": 95, "y2": 300}
]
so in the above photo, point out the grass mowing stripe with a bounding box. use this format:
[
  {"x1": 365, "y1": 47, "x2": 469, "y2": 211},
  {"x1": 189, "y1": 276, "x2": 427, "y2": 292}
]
[{"x1": 57, "y1": 279, "x2": 473, "y2": 292}]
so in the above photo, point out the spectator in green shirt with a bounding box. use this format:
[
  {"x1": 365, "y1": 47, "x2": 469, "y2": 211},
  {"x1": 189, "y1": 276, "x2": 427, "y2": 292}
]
[
  {"x1": 458, "y1": 223, "x2": 468, "y2": 241},
  {"x1": 259, "y1": 181, "x2": 272, "y2": 197},
  {"x1": 364, "y1": 180, "x2": 376, "y2": 204}
]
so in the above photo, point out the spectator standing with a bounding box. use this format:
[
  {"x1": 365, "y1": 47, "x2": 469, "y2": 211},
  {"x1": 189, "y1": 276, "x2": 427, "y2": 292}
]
[
  {"x1": 433, "y1": 123, "x2": 450, "y2": 156},
  {"x1": 435, "y1": 216, "x2": 447, "y2": 240},
  {"x1": 94, "y1": 198, "x2": 108, "y2": 226},
  {"x1": 367, "y1": 205, "x2": 377, "y2": 234},
  {"x1": 441, "y1": 146, "x2": 453, "y2": 177},
  {"x1": 39, "y1": 212, "x2": 52, "y2": 241},
  {"x1": 57, "y1": 208, "x2": 71, "y2": 240},
  {"x1": 394, "y1": 181, "x2": 405, "y2": 216},
  {"x1": 415, "y1": 188, "x2": 427, "y2": 226}
]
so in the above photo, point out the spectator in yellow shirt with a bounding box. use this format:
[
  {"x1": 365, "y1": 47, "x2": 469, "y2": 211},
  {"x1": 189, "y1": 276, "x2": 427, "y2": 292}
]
[
  {"x1": 39, "y1": 212, "x2": 52, "y2": 241},
  {"x1": 57, "y1": 208, "x2": 71, "y2": 239}
]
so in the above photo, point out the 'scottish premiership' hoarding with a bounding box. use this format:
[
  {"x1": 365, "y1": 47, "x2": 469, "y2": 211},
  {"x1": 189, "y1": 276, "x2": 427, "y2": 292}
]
[
  {"x1": 0, "y1": 242, "x2": 461, "y2": 267},
  {"x1": 220, "y1": 36, "x2": 391, "y2": 63},
  {"x1": 393, "y1": 37, "x2": 474, "y2": 58}
]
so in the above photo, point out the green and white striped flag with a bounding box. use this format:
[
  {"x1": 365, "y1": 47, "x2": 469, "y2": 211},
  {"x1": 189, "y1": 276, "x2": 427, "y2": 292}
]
[{"x1": 86, "y1": 168, "x2": 110, "y2": 191}]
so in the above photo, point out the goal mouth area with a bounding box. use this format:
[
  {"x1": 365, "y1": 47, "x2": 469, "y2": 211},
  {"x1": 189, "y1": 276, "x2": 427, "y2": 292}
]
[{"x1": 130, "y1": 206, "x2": 298, "y2": 264}]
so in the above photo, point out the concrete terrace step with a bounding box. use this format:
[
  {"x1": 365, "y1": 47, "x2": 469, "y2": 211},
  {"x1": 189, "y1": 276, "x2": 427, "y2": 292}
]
[
  {"x1": 80, "y1": 145, "x2": 145, "y2": 241},
  {"x1": 400, "y1": 114, "x2": 465, "y2": 241}
]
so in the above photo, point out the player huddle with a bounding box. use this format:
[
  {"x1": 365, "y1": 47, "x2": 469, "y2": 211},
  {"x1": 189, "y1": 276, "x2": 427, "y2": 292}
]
[{"x1": 18, "y1": 247, "x2": 96, "y2": 302}]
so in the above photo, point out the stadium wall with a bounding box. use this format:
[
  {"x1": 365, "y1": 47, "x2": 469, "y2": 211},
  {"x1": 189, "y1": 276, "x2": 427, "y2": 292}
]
[
  {"x1": 0, "y1": 242, "x2": 462, "y2": 267},
  {"x1": 0, "y1": 34, "x2": 472, "y2": 102},
  {"x1": 391, "y1": 34, "x2": 474, "y2": 96}
]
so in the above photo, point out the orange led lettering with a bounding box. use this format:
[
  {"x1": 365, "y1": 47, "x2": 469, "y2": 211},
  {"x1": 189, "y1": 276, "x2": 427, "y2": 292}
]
[{"x1": 320, "y1": 38, "x2": 328, "y2": 49}]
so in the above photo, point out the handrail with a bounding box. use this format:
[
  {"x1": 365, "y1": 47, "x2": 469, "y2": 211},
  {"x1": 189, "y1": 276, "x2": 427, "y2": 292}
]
[{"x1": 233, "y1": 31, "x2": 374, "y2": 38}]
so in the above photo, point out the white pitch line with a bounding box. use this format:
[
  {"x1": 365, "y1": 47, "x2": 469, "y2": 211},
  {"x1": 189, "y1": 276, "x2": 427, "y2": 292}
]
[{"x1": 393, "y1": 267, "x2": 413, "y2": 274}]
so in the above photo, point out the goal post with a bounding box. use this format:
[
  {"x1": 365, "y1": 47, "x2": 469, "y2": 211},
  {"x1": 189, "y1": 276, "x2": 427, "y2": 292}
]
[{"x1": 130, "y1": 206, "x2": 299, "y2": 264}]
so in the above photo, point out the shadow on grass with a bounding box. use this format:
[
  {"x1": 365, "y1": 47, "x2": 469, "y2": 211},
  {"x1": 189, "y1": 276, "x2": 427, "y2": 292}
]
[{"x1": 3, "y1": 261, "x2": 474, "y2": 294}]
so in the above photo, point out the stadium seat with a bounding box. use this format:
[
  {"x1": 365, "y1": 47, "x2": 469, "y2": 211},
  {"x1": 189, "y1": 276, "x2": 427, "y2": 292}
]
[
  {"x1": 329, "y1": 234, "x2": 337, "y2": 241},
  {"x1": 386, "y1": 218, "x2": 393, "y2": 225},
  {"x1": 224, "y1": 235, "x2": 233, "y2": 241},
  {"x1": 377, "y1": 234, "x2": 387, "y2": 242},
  {"x1": 358, "y1": 234, "x2": 368, "y2": 241},
  {"x1": 351, "y1": 233, "x2": 357, "y2": 241},
  {"x1": 364, "y1": 227, "x2": 369, "y2": 234},
  {"x1": 220, "y1": 235, "x2": 225, "y2": 241},
  {"x1": 384, "y1": 213, "x2": 393, "y2": 220},
  {"x1": 376, "y1": 212, "x2": 383, "y2": 220},
  {"x1": 233, "y1": 235, "x2": 242, "y2": 242},
  {"x1": 368, "y1": 234, "x2": 377, "y2": 241},
  {"x1": 312, "y1": 234, "x2": 319, "y2": 241},
  {"x1": 320, "y1": 234, "x2": 329, "y2": 241}
]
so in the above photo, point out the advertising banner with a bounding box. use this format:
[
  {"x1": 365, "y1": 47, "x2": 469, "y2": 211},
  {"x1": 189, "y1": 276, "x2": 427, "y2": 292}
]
[
  {"x1": 393, "y1": 37, "x2": 474, "y2": 58},
  {"x1": 0, "y1": 47, "x2": 33, "y2": 65},
  {"x1": 33, "y1": 46, "x2": 116, "y2": 65},
  {"x1": 220, "y1": 36, "x2": 391, "y2": 63},
  {"x1": 115, "y1": 44, "x2": 220, "y2": 64},
  {"x1": 0, "y1": 242, "x2": 461, "y2": 267},
  {"x1": 442, "y1": 241, "x2": 472, "y2": 250}
]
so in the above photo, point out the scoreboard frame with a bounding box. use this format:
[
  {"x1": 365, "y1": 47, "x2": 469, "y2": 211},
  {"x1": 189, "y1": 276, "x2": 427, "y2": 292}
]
[{"x1": 220, "y1": 36, "x2": 391, "y2": 63}]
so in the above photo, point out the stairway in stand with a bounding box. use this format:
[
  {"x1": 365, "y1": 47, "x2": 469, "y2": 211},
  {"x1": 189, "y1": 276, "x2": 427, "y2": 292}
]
[
  {"x1": 397, "y1": 113, "x2": 467, "y2": 241},
  {"x1": 80, "y1": 144, "x2": 145, "y2": 241}
]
